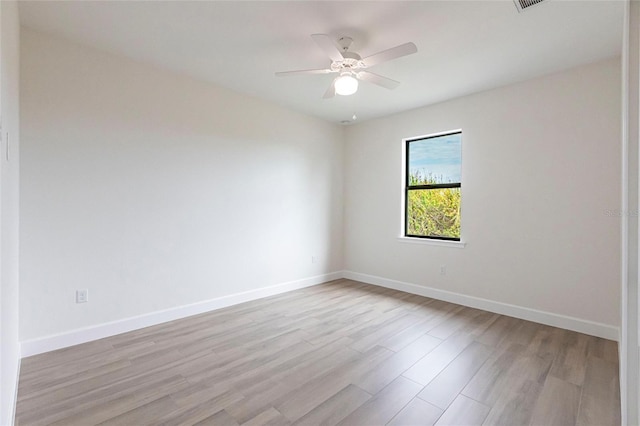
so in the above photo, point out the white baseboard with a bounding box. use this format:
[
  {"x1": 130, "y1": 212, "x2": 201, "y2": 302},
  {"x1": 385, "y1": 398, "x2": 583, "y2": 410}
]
[
  {"x1": 8, "y1": 352, "x2": 20, "y2": 426},
  {"x1": 343, "y1": 271, "x2": 619, "y2": 341},
  {"x1": 20, "y1": 271, "x2": 343, "y2": 357},
  {"x1": 20, "y1": 269, "x2": 619, "y2": 358},
  {"x1": 619, "y1": 327, "x2": 626, "y2": 426},
  {"x1": 2, "y1": 345, "x2": 21, "y2": 426}
]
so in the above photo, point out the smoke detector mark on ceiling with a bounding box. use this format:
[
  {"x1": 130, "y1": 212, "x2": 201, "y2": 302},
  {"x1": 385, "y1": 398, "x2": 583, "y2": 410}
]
[{"x1": 513, "y1": 0, "x2": 546, "y2": 13}]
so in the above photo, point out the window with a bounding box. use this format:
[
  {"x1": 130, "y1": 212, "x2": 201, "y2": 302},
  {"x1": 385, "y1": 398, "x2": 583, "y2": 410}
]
[{"x1": 405, "y1": 131, "x2": 461, "y2": 240}]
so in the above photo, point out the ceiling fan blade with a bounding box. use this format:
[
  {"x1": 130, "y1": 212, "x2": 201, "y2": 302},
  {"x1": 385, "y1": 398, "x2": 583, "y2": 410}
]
[
  {"x1": 323, "y1": 79, "x2": 336, "y2": 99},
  {"x1": 357, "y1": 71, "x2": 400, "y2": 90},
  {"x1": 311, "y1": 34, "x2": 344, "y2": 62},
  {"x1": 275, "y1": 68, "x2": 334, "y2": 77},
  {"x1": 362, "y1": 42, "x2": 417, "y2": 67}
]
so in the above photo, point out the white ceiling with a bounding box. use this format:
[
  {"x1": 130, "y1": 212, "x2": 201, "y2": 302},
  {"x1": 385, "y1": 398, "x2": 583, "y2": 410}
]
[{"x1": 19, "y1": 0, "x2": 624, "y2": 124}]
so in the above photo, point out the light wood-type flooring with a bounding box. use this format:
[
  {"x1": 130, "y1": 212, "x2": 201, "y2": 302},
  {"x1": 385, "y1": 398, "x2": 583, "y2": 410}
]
[{"x1": 15, "y1": 279, "x2": 620, "y2": 425}]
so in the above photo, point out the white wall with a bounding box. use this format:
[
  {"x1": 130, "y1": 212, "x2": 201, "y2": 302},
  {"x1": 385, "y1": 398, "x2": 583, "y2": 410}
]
[
  {"x1": 621, "y1": 0, "x2": 640, "y2": 423},
  {"x1": 0, "y1": 1, "x2": 20, "y2": 424},
  {"x1": 19, "y1": 29, "x2": 343, "y2": 341},
  {"x1": 344, "y1": 58, "x2": 621, "y2": 331}
]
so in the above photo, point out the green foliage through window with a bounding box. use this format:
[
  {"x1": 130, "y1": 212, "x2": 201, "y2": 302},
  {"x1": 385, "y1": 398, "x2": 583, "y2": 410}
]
[
  {"x1": 405, "y1": 132, "x2": 461, "y2": 240},
  {"x1": 407, "y1": 182, "x2": 460, "y2": 238}
]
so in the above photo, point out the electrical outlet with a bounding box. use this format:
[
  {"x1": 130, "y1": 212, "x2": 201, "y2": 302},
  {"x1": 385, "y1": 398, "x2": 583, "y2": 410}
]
[
  {"x1": 440, "y1": 265, "x2": 446, "y2": 275},
  {"x1": 311, "y1": 255, "x2": 317, "y2": 264},
  {"x1": 76, "y1": 289, "x2": 89, "y2": 303}
]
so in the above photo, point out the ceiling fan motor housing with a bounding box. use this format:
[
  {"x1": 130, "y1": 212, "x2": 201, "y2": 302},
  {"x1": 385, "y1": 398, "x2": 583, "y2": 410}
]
[
  {"x1": 337, "y1": 36, "x2": 354, "y2": 51},
  {"x1": 335, "y1": 37, "x2": 364, "y2": 69}
]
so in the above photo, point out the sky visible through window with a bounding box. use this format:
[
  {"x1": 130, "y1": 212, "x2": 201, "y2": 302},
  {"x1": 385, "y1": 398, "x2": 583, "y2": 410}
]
[{"x1": 409, "y1": 133, "x2": 461, "y2": 183}]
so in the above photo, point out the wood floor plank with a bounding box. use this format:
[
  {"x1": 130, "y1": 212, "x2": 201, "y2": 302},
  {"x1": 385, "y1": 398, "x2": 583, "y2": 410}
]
[
  {"x1": 225, "y1": 343, "x2": 359, "y2": 423},
  {"x1": 576, "y1": 357, "x2": 621, "y2": 426},
  {"x1": 249, "y1": 337, "x2": 357, "y2": 393},
  {"x1": 387, "y1": 397, "x2": 443, "y2": 426},
  {"x1": 435, "y1": 394, "x2": 490, "y2": 426},
  {"x1": 349, "y1": 313, "x2": 425, "y2": 353},
  {"x1": 225, "y1": 379, "x2": 294, "y2": 425},
  {"x1": 402, "y1": 331, "x2": 474, "y2": 386},
  {"x1": 14, "y1": 280, "x2": 620, "y2": 426},
  {"x1": 528, "y1": 325, "x2": 566, "y2": 362},
  {"x1": 417, "y1": 341, "x2": 493, "y2": 409},
  {"x1": 549, "y1": 330, "x2": 590, "y2": 386},
  {"x1": 275, "y1": 345, "x2": 393, "y2": 422},
  {"x1": 184, "y1": 333, "x2": 312, "y2": 385},
  {"x1": 345, "y1": 309, "x2": 410, "y2": 343},
  {"x1": 353, "y1": 333, "x2": 442, "y2": 394},
  {"x1": 529, "y1": 376, "x2": 580, "y2": 426},
  {"x1": 586, "y1": 336, "x2": 619, "y2": 363},
  {"x1": 475, "y1": 315, "x2": 519, "y2": 347},
  {"x1": 170, "y1": 388, "x2": 244, "y2": 416},
  {"x1": 499, "y1": 319, "x2": 542, "y2": 348},
  {"x1": 19, "y1": 347, "x2": 210, "y2": 413},
  {"x1": 292, "y1": 384, "x2": 371, "y2": 426},
  {"x1": 336, "y1": 377, "x2": 423, "y2": 426},
  {"x1": 428, "y1": 307, "x2": 485, "y2": 340},
  {"x1": 19, "y1": 370, "x2": 190, "y2": 425},
  {"x1": 461, "y1": 342, "x2": 526, "y2": 406},
  {"x1": 481, "y1": 352, "x2": 551, "y2": 426},
  {"x1": 20, "y1": 339, "x2": 114, "y2": 374},
  {"x1": 97, "y1": 395, "x2": 180, "y2": 426},
  {"x1": 17, "y1": 358, "x2": 132, "y2": 401},
  {"x1": 242, "y1": 407, "x2": 290, "y2": 426},
  {"x1": 193, "y1": 409, "x2": 240, "y2": 426},
  {"x1": 47, "y1": 376, "x2": 190, "y2": 426},
  {"x1": 377, "y1": 303, "x2": 454, "y2": 352}
]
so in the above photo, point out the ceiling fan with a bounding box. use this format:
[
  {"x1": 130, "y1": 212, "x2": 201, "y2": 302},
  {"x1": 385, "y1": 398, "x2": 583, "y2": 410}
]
[{"x1": 276, "y1": 34, "x2": 418, "y2": 98}]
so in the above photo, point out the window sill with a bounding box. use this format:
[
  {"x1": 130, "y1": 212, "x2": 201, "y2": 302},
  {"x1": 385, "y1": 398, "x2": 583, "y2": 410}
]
[{"x1": 397, "y1": 237, "x2": 467, "y2": 249}]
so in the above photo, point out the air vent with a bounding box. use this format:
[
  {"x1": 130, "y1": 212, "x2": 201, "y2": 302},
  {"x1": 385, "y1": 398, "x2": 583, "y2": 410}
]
[{"x1": 513, "y1": 0, "x2": 545, "y2": 13}]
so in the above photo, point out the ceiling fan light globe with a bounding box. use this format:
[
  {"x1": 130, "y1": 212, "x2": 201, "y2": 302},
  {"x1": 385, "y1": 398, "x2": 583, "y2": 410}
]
[{"x1": 335, "y1": 74, "x2": 358, "y2": 96}]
